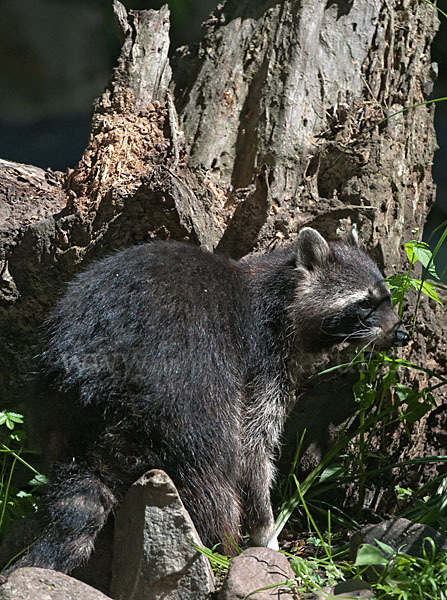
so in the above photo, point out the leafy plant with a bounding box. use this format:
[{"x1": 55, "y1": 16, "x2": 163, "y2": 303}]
[
  {"x1": 272, "y1": 227, "x2": 447, "y2": 596},
  {"x1": 387, "y1": 241, "x2": 441, "y2": 308},
  {"x1": 0, "y1": 410, "x2": 46, "y2": 536},
  {"x1": 400, "y1": 477, "x2": 447, "y2": 532},
  {"x1": 355, "y1": 539, "x2": 447, "y2": 600},
  {"x1": 387, "y1": 237, "x2": 447, "y2": 339}
]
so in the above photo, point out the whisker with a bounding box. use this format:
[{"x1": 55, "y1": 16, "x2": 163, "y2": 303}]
[
  {"x1": 318, "y1": 326, "x2": 374, "y2": 342},
  {"x1": 345, "y1": 338, "x2": 377, "y2": 368}
]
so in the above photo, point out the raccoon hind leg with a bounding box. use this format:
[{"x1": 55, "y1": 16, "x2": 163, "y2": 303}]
[
  {"x1": 16, "y1": 462, "x2": 117, "y2": 574},
  {"x1": 176, "y1": 464, "x2": 243, "y2": 554}
]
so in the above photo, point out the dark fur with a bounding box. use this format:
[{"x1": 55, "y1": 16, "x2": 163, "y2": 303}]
[{"x1": 17, "y1": 229, "x2": 407, "y2": 572}]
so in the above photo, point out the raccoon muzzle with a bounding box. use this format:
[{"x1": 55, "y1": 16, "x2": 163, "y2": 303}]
[{"x1": 392, "y1": 324, "x2": 410, "y2": 347}]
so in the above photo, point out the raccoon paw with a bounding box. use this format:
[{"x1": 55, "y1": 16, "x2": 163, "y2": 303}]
[
  {"x1": 266, "y1": 534, "x2": 279, "y2": 551},
  {"x1": 250, "y1": 524, "x2": 279, "y2": 550}
]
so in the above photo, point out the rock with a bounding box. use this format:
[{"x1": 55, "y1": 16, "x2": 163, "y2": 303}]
[
  {"x1": 0, "y1": 567, "x2": 111, "y2": 599},
  {"x1": 350, "y1": 517, "x2": 447, "y2": 561},
  {"x1": 0, "y1": 502, "x2": 114, "y2": 595},
  {"x1": 219, "y1": 547, "x2": 298, "y2": 599},
  {"x1": 110, "y1": 469, "x2": 215, "y2": 600},
  {"x1": 305, "y1": 578, "x2": 375, "y2": 599}
]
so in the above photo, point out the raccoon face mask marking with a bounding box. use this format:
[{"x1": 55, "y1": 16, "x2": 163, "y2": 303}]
[
  {"x1": 322, "y1": 286, "x2": 408, "y2": 349},
  {"x1": 292, "y1": 228, "x2": 409, "y2": 351}
]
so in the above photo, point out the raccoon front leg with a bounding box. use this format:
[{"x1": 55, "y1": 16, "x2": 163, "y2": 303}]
[
  {"x1": 240, "y1": 376, "x2": 287, "y2": 550},
  {"x1": 240, "y1": 450, "x2": 278, "y2": 550},
  {"x1": 15, "y1": 462, "x2": 117, "y2": 573}
]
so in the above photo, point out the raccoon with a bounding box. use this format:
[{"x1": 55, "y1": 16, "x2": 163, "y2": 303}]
[{"x1": 16, "y1": 227, "x2": 407, "y2": 573}]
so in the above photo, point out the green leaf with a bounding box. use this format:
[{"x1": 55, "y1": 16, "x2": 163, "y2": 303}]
[
  {"x1": 6, "y1": 413, "x2": 24, "y2": 424},
  {"x1": 307, "y1": 536, "x2": 324, "y2": 547},
  {"x1": 319, "y1": 464, "x2": 346, "y2": 483},
  {"x1": 375, "y1": 539, "x2": 398, "y2": 556},
  {"x1": 188, "y1": 541, "x2": 231, "y2": 569},
  {"x1": 387, "y1": 274, "x2": 443, "y2": 305},
  {"x1": 353, "y1": 378, "x2": 375, "y2": 410},
  {"x1": 16, "y1": 490, "x2": 32, "y2": 499},
  {"x1": 354, "y1": 543, "x2": 388, "y2": 567},
  {"x1": 10, "y1": 430, "x2": 26, "y2": 443},
  {"x1": 386, "y1": 274, "x2": 408, "y2": 306},
  {"x1": 408, "y1": 279, "x2": 442, "y2": 304},
  {"x1": 0, "y1": 411, "x2": 24, "y2": 432},
  {"x1": 29, "y1": 474, "x2": 48, "y2": 487},
  {"x1": 395, "y1": 485, "x2": 413, "y2": 499},
  {"x1": 405, "y1": 241, "x2": 439, "y2": 280},
  {"x1": 419, "y1": 280, "x2": 442, "y2": 304},
  {"x1": 394, "y1": 385, "x2": 432, "y2": 423},
  {"x1": 402, "y1": 401, "x2": 433, "y2": 423},
  {"x1": 394, "y1": 384, "x2": 418, "y2": 403}
]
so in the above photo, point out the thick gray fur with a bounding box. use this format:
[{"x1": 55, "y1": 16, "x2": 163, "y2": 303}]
[{"x1": 15, "y1": 228, "x2": 407, "y2": 572}]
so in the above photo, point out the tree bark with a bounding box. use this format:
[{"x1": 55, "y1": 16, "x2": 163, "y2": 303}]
[
  {"x1": 0, "y1": 0, "x2": 444, "y2": 504},
  {"x1": 175, "y1": 0, "x2": 439, "y2": 261}
]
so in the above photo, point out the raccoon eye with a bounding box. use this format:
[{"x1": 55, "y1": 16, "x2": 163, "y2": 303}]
[{"x1": 357, "y1": 298, "x2": 372, "y2": 310}]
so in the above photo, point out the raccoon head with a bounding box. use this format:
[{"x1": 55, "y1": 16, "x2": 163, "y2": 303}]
[{"x1": 292, "y1": 227, "x2": 409, "y2": 352}]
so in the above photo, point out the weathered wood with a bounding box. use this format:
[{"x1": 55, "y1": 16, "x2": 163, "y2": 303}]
[
  {"x1": 106, "y1": 1, "x2": 172, "y2": 113},
  {"x1": 175, "y1": 0, "x2": 439, "y2": 266},
  {"x1": 65, "y1": 1, "x2": 226, "y2": 254},
  {"x1": 0, "y1": 159, "x2": 68, "y2": 400}
]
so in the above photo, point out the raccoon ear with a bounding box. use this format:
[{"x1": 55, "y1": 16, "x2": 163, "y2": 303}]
[
  {"x1": 295, "y1": 228, "x2": 331, "y2": 271},
  {"x1": 349, "y1": 223, "x2": 359, "y2": 247}
]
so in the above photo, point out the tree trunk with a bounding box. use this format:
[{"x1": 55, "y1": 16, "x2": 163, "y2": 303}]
[{"x1": 0, "y1": 0, "x2": 444, "y2": 517}]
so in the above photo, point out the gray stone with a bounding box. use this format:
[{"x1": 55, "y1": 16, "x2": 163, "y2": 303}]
[
  {"x1": 219, "y1": 547, "x2": 298, "y2": 599},
  {"x1": 0, "y1": 567, "x2": 111, "y2": 600},
  {"x1": 350, "y1": 517, "x2": 447, "y2": 562},
  {"x1": 333, "y1": 579, "x2": 374, "y2": 596},
  {"x1": 110, "y1": 469, "x2": 215, "y2": 600},
  {"x1": 306, "y1": 581, "x2": 375, "y2": 599}
]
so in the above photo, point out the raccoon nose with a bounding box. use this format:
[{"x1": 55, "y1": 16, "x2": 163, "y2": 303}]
[{"x1": 393, "y1": 326, "x2": 410, "y2": 346}]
